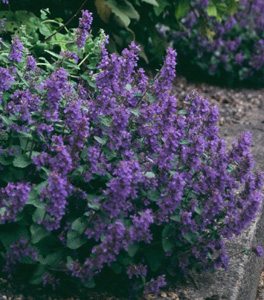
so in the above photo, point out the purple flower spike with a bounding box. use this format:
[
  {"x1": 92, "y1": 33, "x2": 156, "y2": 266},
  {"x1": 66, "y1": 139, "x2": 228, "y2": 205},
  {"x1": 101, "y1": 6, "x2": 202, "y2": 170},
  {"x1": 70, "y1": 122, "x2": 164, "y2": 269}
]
[
  {"x1": 75, "y1": 10, "x2": 93, "y2": 49},
  {"x1": 9, "y1": 35, "x2": 23, "y2": 63}
]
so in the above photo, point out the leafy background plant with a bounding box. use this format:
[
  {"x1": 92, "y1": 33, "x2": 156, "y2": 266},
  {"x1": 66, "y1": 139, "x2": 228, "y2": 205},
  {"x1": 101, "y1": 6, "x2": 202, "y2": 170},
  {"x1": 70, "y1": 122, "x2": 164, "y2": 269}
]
[
  {"x1": 0, "y1": 6, "x2": 263, "y2": 298},
  {"x1": 164, "y1": 0, "x2": 264, "y2": 86},
  {"x1": 0, "y1": 0, "x2": 239, "y2": 64}
]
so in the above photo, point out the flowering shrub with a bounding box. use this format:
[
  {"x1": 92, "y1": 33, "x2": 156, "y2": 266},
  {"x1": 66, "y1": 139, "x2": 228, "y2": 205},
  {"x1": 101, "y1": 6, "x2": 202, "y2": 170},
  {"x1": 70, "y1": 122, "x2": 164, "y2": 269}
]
[
  {"x1": 166, "y1": 0, "x2": 264, "y2": 86},
  {"x1": 0, "y1": 9, "x2": 263, "y2": 297}
]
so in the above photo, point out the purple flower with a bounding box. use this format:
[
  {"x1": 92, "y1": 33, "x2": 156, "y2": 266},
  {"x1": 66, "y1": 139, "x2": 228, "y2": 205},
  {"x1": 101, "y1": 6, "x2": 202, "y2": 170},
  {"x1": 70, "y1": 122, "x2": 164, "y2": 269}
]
[
  {"x1": 40, "y1": 172, "x2": 73, "y2": 231},
  {"x1": 3, "y1": 238, "x2": 38, "y2": 278},
  {"x1": 9, "y1": 35, "x2": 23, "y2": 63},
  {"x1": 0, "y1": 182, "x2": 31, "y2": 223},
  {"x1": 42, "y1": 273, "x2": 60, "y2": 290},
  {"x1": 253, "y1": 246, "x2": 263, "y2": 257},
  {"x1": 26, "y1": 56, "x2": 37, "y2": 71},
  {"x1": 75, "y1": 10, "x2": 93, "y2": 49},
  {"x1": 144, "y1": 275, "x2": 166, "y2": 295}
]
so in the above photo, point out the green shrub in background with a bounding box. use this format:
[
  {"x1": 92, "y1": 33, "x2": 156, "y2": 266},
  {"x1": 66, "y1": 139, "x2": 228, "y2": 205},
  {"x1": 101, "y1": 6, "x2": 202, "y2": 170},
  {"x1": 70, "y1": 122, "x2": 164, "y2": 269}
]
[
  {"x1": 164, "y1": 0, "x2": 264, "y2": 86},
  {"x1": 0, "y1": 0, "x2": 239, "y2": 63}
]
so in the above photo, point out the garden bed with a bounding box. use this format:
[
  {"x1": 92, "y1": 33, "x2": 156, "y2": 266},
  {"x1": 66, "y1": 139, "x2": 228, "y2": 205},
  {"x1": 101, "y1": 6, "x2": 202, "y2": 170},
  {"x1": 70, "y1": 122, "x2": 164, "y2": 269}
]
[{"x1": 0, "y1": 76, "x2": 263, "y2": 300}]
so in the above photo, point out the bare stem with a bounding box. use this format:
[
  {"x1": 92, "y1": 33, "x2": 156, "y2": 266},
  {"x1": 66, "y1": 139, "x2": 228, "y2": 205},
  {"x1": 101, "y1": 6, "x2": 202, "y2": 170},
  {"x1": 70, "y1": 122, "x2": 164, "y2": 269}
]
[{"x1": 42, "y1": 0, "x2": 88, "y2": 43}]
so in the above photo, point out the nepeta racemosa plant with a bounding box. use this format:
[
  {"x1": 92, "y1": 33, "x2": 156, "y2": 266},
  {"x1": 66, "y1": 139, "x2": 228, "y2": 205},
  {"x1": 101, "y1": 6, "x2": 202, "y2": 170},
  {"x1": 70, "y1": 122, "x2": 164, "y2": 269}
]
[
  {"x1": 166, "y1": 0, "x2": 264, "y2": 85},
  {"x1": 0, "y1": 9, "x2": 263, "y2": 297}
]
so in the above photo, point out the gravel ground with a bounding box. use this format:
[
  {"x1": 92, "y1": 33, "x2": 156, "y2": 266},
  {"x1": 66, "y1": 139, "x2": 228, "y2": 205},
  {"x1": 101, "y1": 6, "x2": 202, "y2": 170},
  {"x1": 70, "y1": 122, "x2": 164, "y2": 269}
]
[
  {"x1": 1, "y1": 76, "x2": 263, "y2": 300},
  {"x1": 173, "y1": 76, "x2": 263, "y2": 126}
]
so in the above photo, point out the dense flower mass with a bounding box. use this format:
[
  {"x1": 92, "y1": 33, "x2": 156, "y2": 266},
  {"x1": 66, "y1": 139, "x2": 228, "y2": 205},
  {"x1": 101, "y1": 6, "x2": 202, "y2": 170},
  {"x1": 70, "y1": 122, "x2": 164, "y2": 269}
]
[
  {"x1": 0, "y1": 9, "x2": 263, "y2": 297},
  {"x1": 165, "y1": 0, "x2": 264, "y2": 85}
]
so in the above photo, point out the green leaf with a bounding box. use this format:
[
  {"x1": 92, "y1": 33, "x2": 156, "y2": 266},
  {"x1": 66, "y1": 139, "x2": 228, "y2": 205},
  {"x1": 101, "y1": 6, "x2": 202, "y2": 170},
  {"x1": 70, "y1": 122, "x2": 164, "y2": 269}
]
[
  {"x1": 127, "y1": 243, "x2": 140, "y2": 257},
  {"x1": 154, "y1": 0, "x2": 170, "y2": 16},
  {"x1": 125, "y1": 83, "x2": 132, "y2": 90},
  {"x1": 145, "y1": 172, "x2": 155, "y2": 178},
  {"x1": 142, "y1": 0, "x2": 159, "y2": 6},
  {"x1": 147, "y1": 189, "x2": 160, "y2": 202},
  {"x1": 162, "y1": 224, "x2": 174, "y2": 252},
  {"x1": 9, "y1": 167, "x2": 24, "y2": 180},
  {"x1": 44, "y1": 249, "x2": 65, "y2": 267},
  {"x1": 66, "y1": 232, "x2": 86, "y2": 249},
  {"x1": 83, "y1": 279, "x2": 96, "y2": 288},
  {"x1": 71, "y1": 217, "x2": 87, "y2": 234},
  {"x1": 111, "y1": 262, "x2": 122, "y2": 274},
  {"x1": 103, "y1": 146, "x2": 117, "y2": 160},
  {"x1": 147, "y1": 92, "x2": 156, "y2": 103},
  {"x1": 130, "y1": 108, "x2": 140, "y2": 117},
  {"x1": 29, "y1": 264, "x2": 47, "y2": 285},
  {"x1": 0, "y1": 207, "x2": 6, "y2": 218},
  {"x1": 194, "y1": 206, "x2": 203, "y2": 215},
  {"x1": 144, "y1": 248, "x2": 163, "y2": 271},
  {"x1": 179, "y1": 139, "x2": 190, "y2": 145},
  {"x1": 13, "y1": 154, "x2": 31, "y2": 168},
  {"x1": 30, "y1": 223, "x2": 50, "y2": 244},
  {"x1": 19, "y1": 137, "x2": 33, "y2": 152},
  {"x1": 99, "y1": 115, "x2": 112, "y2": 127},
  {"x1": 106, "y1": 0, "x2": 139, "y2": 27},
  {"x1": 94, "y1": 136, "x2": 107, "y2": 145},
  {"x1": 226, "y1": 0, "x2": 239, "y2": 15},
  {"x1": 134, "y1": 92, "x2": 143, "y2": 97},
  {"x1": 182, "y1": 232, "x2": 197, "y2": 244},
  {"x1": 1, "y1": 116, "x2": 13, "y2": 125},
  {"x1": 177, "y1": 109, "x2": 188, "y2": 115},
  {"x1": 40, "y1": 8, "x2": 50, "y2": 20},
  {"x1": 0, "y1": 154, "x2": 13, "y2": 166},
  {"x1": 206, "y1": 2, "x2": 217, "y2": 17},
  {"x1": 44, "y1": 50, "x2": 63, "y2": 60},
  {"x1": 39, "y1": 24, "x2": 52, "y2": 37},
  {"x1": 170, "y1": 215, "x2": 181, "y2": 222},
  {"x1": 32, "y1": 207, "x2": 46, "y2": 222},
  {"x1": 162, "y1": 224, "x2": 174, "y2": 238},
  {"x1": 0, "y1": 170, "x2": 14, "y2": 183},
  {"x1": 0, "y1": 224, "x2": 29, "y2": 250},
  {"x1": 175, "y1": 0, "x2": 190, "y2": 19},
  {"x1": 162, "y1": 236, "x2": 173, "y2": 252}
]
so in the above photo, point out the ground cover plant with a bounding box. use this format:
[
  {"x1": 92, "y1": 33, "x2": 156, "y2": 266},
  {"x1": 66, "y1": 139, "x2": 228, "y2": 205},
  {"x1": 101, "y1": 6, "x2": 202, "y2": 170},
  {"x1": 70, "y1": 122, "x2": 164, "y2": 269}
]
[
  {"x1": 0, "y1": 7, "x2": 263, "y2": 299},
  {"x1": 165, "y1": 0, "x2": 264, "y2": 86}
]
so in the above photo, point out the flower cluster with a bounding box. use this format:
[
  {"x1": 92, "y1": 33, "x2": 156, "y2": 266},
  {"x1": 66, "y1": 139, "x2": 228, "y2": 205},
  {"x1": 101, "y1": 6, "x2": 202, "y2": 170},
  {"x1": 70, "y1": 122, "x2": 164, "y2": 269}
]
[
  {"x1": 3, "y1": 238, "x2": 38, "y2": 278},
  {"x1": 166, "y1": 0, "x2": 264, "y2": 85},
  {"x1": 75, "y1": 10, "x2": 93, "y2": 49},
  {"x1": 0, "y1": 182, "x2": 31, "y2": 223},
  {"x1": 0, "y1": 9, "x2": 262, "y2": 297}
]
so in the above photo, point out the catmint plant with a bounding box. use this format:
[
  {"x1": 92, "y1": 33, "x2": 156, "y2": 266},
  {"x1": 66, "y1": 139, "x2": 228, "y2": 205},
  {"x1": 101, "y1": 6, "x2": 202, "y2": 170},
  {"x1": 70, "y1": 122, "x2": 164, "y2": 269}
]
[
  {"x1": 164, "y1": 0, "x2": 264, "y2": 85},
  {"x1": 0, "y1": 9, "x2": 262, "y2": 298}
]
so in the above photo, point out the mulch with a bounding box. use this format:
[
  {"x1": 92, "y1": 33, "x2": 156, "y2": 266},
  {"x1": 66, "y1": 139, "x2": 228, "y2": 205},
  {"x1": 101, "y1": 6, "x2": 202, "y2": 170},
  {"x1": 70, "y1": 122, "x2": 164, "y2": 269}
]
[{"x1": 1, "y1": 76, "x2": 264, "y2": 300}]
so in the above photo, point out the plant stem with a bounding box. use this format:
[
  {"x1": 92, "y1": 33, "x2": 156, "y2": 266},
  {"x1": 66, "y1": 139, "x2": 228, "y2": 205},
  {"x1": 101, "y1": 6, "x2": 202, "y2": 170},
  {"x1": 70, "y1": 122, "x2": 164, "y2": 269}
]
[
  {"x1": 29, "y1": 141, "x2": 35, "y2": 159},
  {"x1": 42, "y1": 0, "x2": 88, "y2": 43}
]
